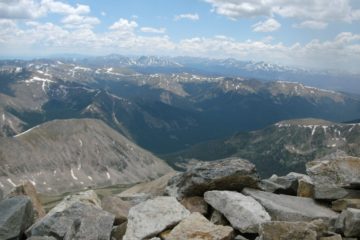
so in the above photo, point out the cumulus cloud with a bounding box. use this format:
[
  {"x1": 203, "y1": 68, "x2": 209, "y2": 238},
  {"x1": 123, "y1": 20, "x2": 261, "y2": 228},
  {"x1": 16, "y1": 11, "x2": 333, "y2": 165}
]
[
  {"x1": 204, "y1": 0, "x2": 360, "y2": 26},
  {"x1": 0, "y1": 0, "x2": 91, "y2": 19},
  {"x1": 109, "y1": 18, "x2": 138, "y2": 31},
  {"x1": 140, "y1": 27, "x2": 166, "y2": 34},
  {"x1": 61, "y1": 14, "x2": 100, "y2": 29},
  {"x1": 174, "y1": 13, "x2": 200, "y2": 21},
  {"x1": 252, "y1": 18, "x2": 281, "y2": 32}
]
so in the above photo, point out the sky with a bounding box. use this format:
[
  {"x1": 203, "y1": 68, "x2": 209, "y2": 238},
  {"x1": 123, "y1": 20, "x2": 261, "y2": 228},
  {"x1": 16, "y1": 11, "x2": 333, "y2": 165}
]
[{"x1": 0, "y1": 0, "x2": 360, "y2": 73}]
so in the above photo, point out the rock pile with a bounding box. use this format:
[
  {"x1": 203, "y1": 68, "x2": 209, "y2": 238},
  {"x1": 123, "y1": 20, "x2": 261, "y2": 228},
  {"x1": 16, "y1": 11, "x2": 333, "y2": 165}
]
[{"x1": 0, "y1": 156, "x2": 359, "y2": 239}]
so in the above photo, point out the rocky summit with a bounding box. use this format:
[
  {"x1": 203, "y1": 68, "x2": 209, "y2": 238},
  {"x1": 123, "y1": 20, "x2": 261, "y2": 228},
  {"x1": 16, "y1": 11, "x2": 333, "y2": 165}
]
[{"x1": 0, "y1": 153, "x2": 359, "y2": 240}]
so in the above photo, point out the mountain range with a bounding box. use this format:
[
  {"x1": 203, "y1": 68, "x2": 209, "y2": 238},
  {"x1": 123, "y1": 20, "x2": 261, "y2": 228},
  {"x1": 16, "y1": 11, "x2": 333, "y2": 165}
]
[
  {"x1": 1, "y1": 57, "x2": 360, "y2": 155},
  {"x1": 164, "y1": 118, "x2": 360, "y2": 177}
]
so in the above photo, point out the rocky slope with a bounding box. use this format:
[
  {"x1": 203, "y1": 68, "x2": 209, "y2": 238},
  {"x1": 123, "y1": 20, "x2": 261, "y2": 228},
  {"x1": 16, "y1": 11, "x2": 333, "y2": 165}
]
[
  {"x1": 165, "y1": 118, "x2": 360, "y2": 177},
  {"x1": 0, "y1": 118, "x2": 172, "y2": 194},
  {"x1": 1, "y1": 156, "x2": 359, "y2": 240}
]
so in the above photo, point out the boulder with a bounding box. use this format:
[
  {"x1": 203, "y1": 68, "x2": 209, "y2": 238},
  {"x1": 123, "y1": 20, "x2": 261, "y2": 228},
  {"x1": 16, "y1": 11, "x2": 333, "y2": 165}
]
[
  {"x1": 297, "y1": 178, "x2": 314, "y2": 198},
  {"x1": 101, "y1": 196, "x2": 132, "y2": 225},
  {"x1": 119, "y1": 172, "x2": 176, "y2": 197},
  {"x1": 332, "y1": 199, "x2": 360, "y2": 212},
  {"x1": 204, "y1": 190, "x2": 271, "y2": 233},
  {"x1": 166, "y1": 158, "x2": 259, "y2": 199},
  {"x1": 210, "y1": 209, "x2": 230, "y2": 226},
  {"x1": 111, "y1": 222, "x2": 127, "y2": 240},
  {"x1": 26, "y1": 202, "x2": 114, "y2": 239},
  {"x1": 117, "y1": 192, "x2": 152, "y2": 205},
  {"x1": 335, "y1": 208, "x2": 360, "y2": 237},
  {"x1": 7, "y1": 181, "x2": 46, "y2": 220},
  {"x1": 123, "y1": 196, "x2": 190, "y2": 240},
  {"x1": 260, "y1": 173, "x2": 303, "y2": 195},
  {"x1": 242, "y1": 188, "x2": 338, "y2": 224},
  {"x1": 306, "y1": 156, "x2": 360, "y2": 200},
  {"x1": 164, "y1": 212, "x2": 234, "y2": 240},
  {"x1": 0, "y1": 196, "x2": 34, "y2": 240},
  {"x1": 259, "y1": 220, "x2": 327, "y2": 240},
  {"x1": 180, "y1": 196, "x2": 208, "y2": 215}
]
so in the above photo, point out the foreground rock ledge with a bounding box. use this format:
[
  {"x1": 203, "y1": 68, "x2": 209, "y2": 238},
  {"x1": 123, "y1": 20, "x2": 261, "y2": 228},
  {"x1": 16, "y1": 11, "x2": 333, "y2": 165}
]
[
  {"x1": 204, "y1": 190, "x2": 271, "y2": 233},
  {"x1": 123, "y1": 196, "x2": 190, "y2": 240},
  {"x1": 166, "y1": 157, "x2": 259, "y2": 200}
]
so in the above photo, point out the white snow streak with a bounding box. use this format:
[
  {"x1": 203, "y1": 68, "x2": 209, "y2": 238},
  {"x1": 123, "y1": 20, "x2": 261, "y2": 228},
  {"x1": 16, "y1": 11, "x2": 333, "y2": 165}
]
[
  {"x1": 7, "y1": 178, "x2": 16, "y2": 187},
  {"x1": 87, "y1": 176, "x2": 93, "y2": 181},
  {"x1": 70, "y1": 168, "x2": 78, "y2": 180},
  {"x1": 106, "y1": 172, "x2": 111, "y2": 180}
]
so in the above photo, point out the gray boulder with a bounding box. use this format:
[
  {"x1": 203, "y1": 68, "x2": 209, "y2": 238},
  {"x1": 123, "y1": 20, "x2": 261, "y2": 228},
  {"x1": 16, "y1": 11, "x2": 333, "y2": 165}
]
[
  {"x1": 335, "y1": 208, "x2": 360, "y2": 237},
  {"x1": 0, "y1": 196, "x2": 34, "y2": 240},
  {"x1": 306, "y1": 156, "x2": 360, "y2": 200},
  {"x1": 259, "y1": 220, "x2": 327, "y2": 240},
  {"x1": 332, "y1": 199, "x2": 360, "y2": 212},
  {"x1": 242, "y1": 188, "x2": 338, "y2": 224},
  {"x1": 166, "y1": 157, "x2": 259, "y2": 199},
  {"x1": 260, "y1": 173, "x2": 302, "y2": 195},
  {"x1": 101, "y1": 196, "x2": 132, "y2": 225},
  {"x1": 26, "y1": 202, "x2": 115, "y2": 239},
  {"x1": 204, "y1": 190, "x2": 271, "y2": 233},
  {"x1": 123, "y1": 196, "x2": 190, "y2": 240}
]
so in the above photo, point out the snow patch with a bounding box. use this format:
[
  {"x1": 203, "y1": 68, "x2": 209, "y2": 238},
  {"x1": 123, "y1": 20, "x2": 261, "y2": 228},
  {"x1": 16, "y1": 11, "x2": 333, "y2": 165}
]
[
  {"x1": 0, "y1": 181, "x2": 4, "y2": 188},
  {"x1": 106, "y1": 172, "x2": 111, "y2": 180},
  {"x1": 2, "y1": 113, "x2": 5, "y2": 122},
  {"x1": 14, "y1": 125, "x2": 39, "y2": 137},
  {"x1": 87, "y1": 176, "x2": 93, "y2": 181},
  {"x1": 29, "y1": 180, "x2": 36, "y2": 186},
  {"x1": 70, "y1": 168, "x2": 78, "y2": 180},
  {"x1": 7, "y1": 178, "x2": 16, "y2": 187},
  {"x1": 79, "y1": 139, "x2": 83, "y2": 147}
]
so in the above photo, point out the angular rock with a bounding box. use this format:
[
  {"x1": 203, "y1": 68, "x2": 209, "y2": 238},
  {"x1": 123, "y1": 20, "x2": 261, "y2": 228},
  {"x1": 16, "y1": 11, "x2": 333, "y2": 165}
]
[
  {"x1": 111, "y1": 222, "x2": 127, "y2": 240},
  {"x1": 119, "y1": 172, "x2": 177, "y2": 197},
  {"x1": 164, "y1": 212, "x2": 234, "y2": 240},
  {"x1": 332, "y1": 199, "x2": 360, "y2": 212},
  {"x1": 205, "y1": 190, "x2": 271, "y2": 233},
  {"x1": 259, "y1": 221, "x2": 326, "y2": 240},
  {"x1": 180, "y1": 196, "x2": 208, "y2": 215},
  {"x1": 166, "y1": 157, "x2": 259, "y2": 200},
  {"x1": 0, "y1": 196, "x2": 34, "y2": 240},
  {"x1": 123, "y1": 196, "x2": 190, "y2": 240},
  {"x1": 260, "y1": 173, "x2": 302, "y2": 195},
  {"x1": 306, "y1": 156, "x2": 360, "y2": 200},
  {"x1": 26, "y1": 202, "x2": 114, "y2": 239},
  {"x1": 242, "y1": 188, "x2": 338, "y2": 224},
  {"x1": 117, "y1": 192, "x2": 152, "y2": 205},
  {"x1": 297, "y1": 178, "x2": 315, "y2": 198},
  {"x1": 335, "y1": 208, "x2": 360, "y2": 237},
  {"x1": 210, "y1": 209, "x2": 230, "y2": 226},
  {"x1": 101, "y1": 196, "x2": 132, "y2": 225},
  {"x1": 7, "y1": 181, "x2": 46, "y2": 220}
]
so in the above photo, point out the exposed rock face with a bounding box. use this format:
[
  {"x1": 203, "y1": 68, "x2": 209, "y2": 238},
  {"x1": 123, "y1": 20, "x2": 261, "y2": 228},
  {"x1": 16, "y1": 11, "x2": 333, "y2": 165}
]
[
  {"x1": 259, "y1": 220, "x2": 327, "y2": 240},
  {"x1": 306, "y1": 156, "x2": 360, "y2": 200},
  {"x1": 242, "y1": 188, "x2": 338, "y2": 223},
  {"x1": 332, "y1": 199, "x2": 360, "y2": 212},
  {"x1": 101, "y1": 196, "x2": 132, "y2": 225},
  {"x1": 204, "y1": 190, "x2": 270, "y2": 233},
  {"x1": 297, "y1": 177, "x2": 314, "y2": 198},
  {"x1": 210, "y1": 210, "x2": 230, "y2": 226},
  {"x1": 0, "y1": 196, "x2": 34, "y2": 240},
  {"x1": 27, "y1": 202, "x2": 115, "y2": 239},
  {"x1": 111, "y1": 222, "x2": 127, "y2": 240},
  {"x1": 164, "y1": 212, "x2": 234, "y2": 240},
  {"x1": 335, "y1": 208, "x2": 360, "y2": 237},
  {"x1": 180, "y1": 196, "x2": 208, "y2": 215},
  {"x1": 260, "y1": 173, "x2": 299, "y2": 195},
  {"x1": 123, "y1": 196, "x2": 190, "y2": 240},
  {"x1": 166, "y1": 158, "x2": 259, "y2": 199},
  {"x1": 7, "y1": 181, "x2": 45, "y2": 220},
  {"x1": 0, "y1": 119, "x2": 172, "y2": 194}
]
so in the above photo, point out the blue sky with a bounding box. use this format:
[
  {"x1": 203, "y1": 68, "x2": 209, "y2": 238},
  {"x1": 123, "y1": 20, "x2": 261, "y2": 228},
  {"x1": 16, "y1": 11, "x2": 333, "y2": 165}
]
[{"x1": 1, "y1": 0, "x2": 360, "y2": 73}]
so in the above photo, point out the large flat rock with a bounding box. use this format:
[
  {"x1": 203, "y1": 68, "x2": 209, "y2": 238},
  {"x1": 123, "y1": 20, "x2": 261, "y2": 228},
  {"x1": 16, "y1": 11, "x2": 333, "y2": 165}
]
[
  {"x1": 0, "y1": 196, "x2": 34, "y2": 240},
  {"x1": 204, "y1": 190, "x2": 271, "y2": 233},
  {"x1": 166, "y1": 158, "x2": 259, "y2": 199},
  {"x1": 164, "y1": 212, "x2": 234, "y2": 240},
  {"x1": 123, "y1": 196, "x2": 190, "y2": 240},
  {"x1": 242, "y1": 188, "x2": 338, "y2": 224}
]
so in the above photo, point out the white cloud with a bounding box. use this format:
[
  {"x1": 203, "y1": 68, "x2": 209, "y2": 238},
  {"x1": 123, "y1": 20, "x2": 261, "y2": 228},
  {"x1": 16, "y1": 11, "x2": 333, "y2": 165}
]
[
  {"x1": 204, "y1": 0, "x2": 360, "y2": 25},
  {"x1": 174, "y1": 13, "x2": 200, "y2": 21},
  {"x1": 109, "y1": 18, "x2": 138, "y2": 32},
  {"x1": 0, "y1": 0, "x2": 91, "y2": 19},
  {"x1": 61, "y1": 14, "x2": 100, "y2": 29},
  {"x1": 293, "y1": 20, "x2": 328, "y2": 29},
  {"x1": 140, "y1": 27, "x2": 166, "y2": 34},
  {"x1": 252, "y1": 18, "x2": 281, "y2": 32}
]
